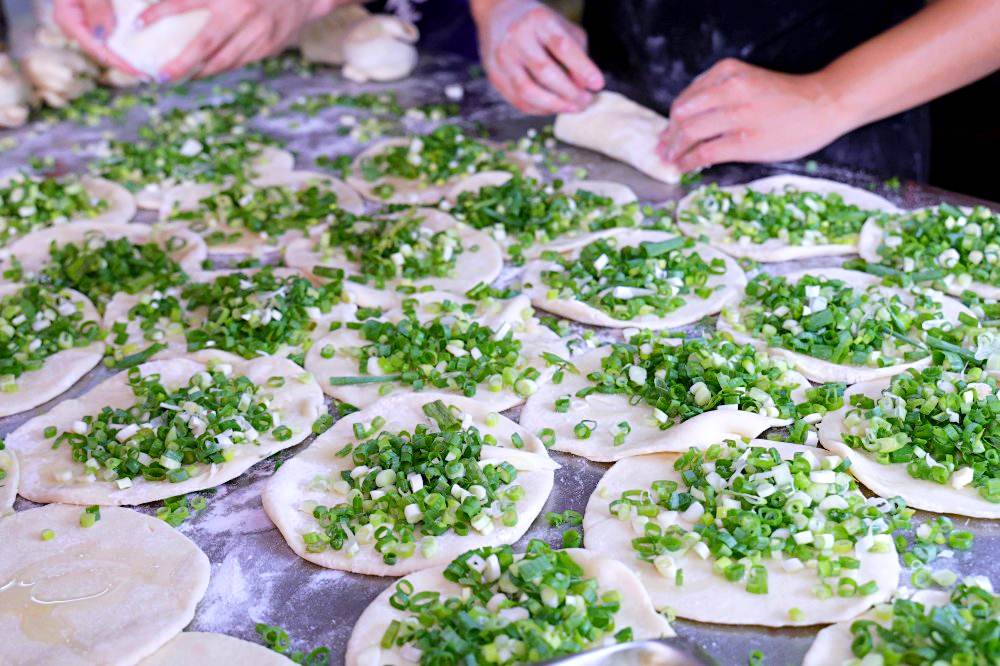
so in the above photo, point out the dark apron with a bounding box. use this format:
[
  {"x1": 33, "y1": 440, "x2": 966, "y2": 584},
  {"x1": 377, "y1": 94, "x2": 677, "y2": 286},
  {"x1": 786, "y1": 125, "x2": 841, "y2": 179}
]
[{"x1": 583, "y1": 0, "x2": 930, "y2": 180}]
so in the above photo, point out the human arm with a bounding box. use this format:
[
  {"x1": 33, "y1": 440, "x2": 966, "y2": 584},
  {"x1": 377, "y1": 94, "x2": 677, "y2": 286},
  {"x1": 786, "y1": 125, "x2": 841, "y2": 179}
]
[
  {"x1": 658, "y1": 0, "x2": 1000, "y2": 172},
  {"x1": 470, "y1": 0, "x2": 604, "y2": 114}
]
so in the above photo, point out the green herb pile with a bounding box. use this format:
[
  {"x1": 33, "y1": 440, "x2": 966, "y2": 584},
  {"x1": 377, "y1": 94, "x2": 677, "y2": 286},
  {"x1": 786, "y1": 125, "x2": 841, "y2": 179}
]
[
  {"x1": 304, "y1": 400, "x2": 524, "y2": 564},
  {"x1": 682, "y1": 183, "x2": 874, "y2": 245},
  {"x1": 540, "y1": 237, "x2": 726, "y2": 320},
  {"x1": 381, "y1": 539, "x2": 635, "y2": 664},
  {"x1": 0, "y1": 176, "x2": 108, "y2": 246},
  {"x1": 843, "y1": 365, "x2": 1000, "y2": 502},
  {"x1": 613, "y1": 440, "x2": 911, "y2": 604}
]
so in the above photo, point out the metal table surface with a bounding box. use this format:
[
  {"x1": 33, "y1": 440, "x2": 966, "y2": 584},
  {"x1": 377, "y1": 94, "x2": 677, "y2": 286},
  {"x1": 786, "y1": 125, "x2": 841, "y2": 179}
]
[{"x1": 1, "y1": 53, "x2": 997, "y2": 666}]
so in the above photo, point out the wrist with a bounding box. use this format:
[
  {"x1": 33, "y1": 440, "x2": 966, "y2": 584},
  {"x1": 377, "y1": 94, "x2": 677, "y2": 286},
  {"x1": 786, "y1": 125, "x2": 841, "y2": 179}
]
[
  {"x1": 471, "y1": 0, "x2": 536, "y2": 25},
  {"x1": 808, "y1": 67, "x2": 865, "y2": 137}
]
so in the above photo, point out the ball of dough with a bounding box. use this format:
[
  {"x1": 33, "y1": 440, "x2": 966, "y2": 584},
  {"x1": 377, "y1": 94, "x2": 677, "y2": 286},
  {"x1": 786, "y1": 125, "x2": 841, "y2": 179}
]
[
  {"x1": 106, "y1": 0, "x2": 210, "y2": 77},
  {"x1": 342, "y1": 15, "x2": 419, "y2": 83},
  {"x1": 297, "y1": 4, "x2": 371, "y2": 66}
]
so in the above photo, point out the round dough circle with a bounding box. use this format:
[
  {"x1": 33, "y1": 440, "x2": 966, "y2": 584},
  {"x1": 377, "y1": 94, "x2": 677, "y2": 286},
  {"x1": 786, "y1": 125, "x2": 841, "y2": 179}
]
[
  {"x1": 139, "y1": 632, "x2": 295, "y2": 665},
  {"x1": 0, "y1": 447, "x2": 18, "y2": 515},
  {"x1": 0, "y1": 503, "x2": 210, "y2": 666}
]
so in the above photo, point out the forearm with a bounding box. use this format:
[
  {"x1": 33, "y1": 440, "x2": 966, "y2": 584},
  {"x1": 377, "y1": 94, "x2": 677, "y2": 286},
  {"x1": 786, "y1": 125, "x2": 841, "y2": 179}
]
[
  {"x1": 820, "y1": 0, "x2": 1000, "y2": 130},
  {"x1": 470, "y1": 0, "x2": 532, "y2": 25}
]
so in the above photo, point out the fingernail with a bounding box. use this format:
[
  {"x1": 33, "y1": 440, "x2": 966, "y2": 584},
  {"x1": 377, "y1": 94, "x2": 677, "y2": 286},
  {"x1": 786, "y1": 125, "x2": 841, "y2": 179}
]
[{"x1": 93, "y1": 25, "x2": 105, "y2": 40}]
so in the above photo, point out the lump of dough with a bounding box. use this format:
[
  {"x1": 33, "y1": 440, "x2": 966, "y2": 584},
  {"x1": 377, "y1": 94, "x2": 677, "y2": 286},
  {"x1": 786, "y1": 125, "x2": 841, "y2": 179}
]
[
  {"x1": 0, "y1": 55, "x2": 34, "y2": 128},
  {"x1": 298, "y1": 4, "x2": 371, "y2": 65},
  {"x1": 22, "y1": 45, "x2": 97, "y2": 108},
  {"x1": 554, "y1": 91, "x2": 680, "y2": 184},
  {"x1": 0, "y1": 504, "x2": 210, "y2": 666},
  {"x1": 342, "y1": 15, "x2": 419, "y2": 83},
  {"x1": 107, "y1": 0, "x2": 210, "y2": 77}
]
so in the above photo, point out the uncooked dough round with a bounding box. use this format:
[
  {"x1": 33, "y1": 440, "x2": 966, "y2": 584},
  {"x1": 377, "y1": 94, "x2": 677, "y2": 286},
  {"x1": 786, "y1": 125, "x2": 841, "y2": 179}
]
[
  {"x1": 719, "y1": 268, "x2": 973, "y2": 384},
  {"x1": 819, "y1": 377, "x2": 1000, "y2": 518},
  {"x1": 521, "y1": 230, "x2": 745, "y2": 329},
  {"x1": 139, "y1": 632, "x2": 295, "y2": 665},
  {"x1": 344, "y1": 547, "x2": 674, "y2": 666},
  {"x1": 107, "y1": 0, "x2": 210, "y2": 77},
  {"x1": 7, "y1": 352, "x2": 324, "y2": 505},
  {"x1": 677, "y1": 174, "x2": 901, "y2": 262},
  {"x1": 583, "y1": 440, "x2": 901, "y2": 626},
  {"x1": 0, "y1": 503, "x2": 210, "y2": 666},
  {"x1": 263, "y1": 393, "x2": 556, "y2": 575}
]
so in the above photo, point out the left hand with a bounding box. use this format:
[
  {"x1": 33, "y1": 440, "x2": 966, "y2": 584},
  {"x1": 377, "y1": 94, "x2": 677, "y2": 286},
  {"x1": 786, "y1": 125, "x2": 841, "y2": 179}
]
[{"x1": 657, "y1": 58, "x2": 851, "y2": 173}]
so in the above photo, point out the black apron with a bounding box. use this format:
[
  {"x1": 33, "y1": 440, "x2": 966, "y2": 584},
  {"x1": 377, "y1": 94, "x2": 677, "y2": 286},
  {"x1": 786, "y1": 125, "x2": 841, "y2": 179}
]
[{"x1": 583, "y1": 0, "x2": 931, "y2": 180}]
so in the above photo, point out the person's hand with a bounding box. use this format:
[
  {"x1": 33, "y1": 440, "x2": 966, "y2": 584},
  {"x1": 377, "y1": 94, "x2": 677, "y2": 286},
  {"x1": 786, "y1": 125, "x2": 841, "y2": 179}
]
[
  {"x1": 137, "y1": 0, "x2": 329, "y2": 81},
  {"x1": 473, "y1": 0, "x2": 604, "y2": 114},
  {"x1": 52, "y1": 0, "x2": 143, "y2": 76},
  {"x1": 657, "y1": 58, "x2": 852, "y2": 172}
]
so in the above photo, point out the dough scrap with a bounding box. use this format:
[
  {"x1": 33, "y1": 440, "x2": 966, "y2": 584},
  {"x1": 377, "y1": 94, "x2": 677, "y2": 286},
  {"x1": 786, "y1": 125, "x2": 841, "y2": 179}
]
[
  {"x1": 0, "y1": 283, "x2": 105, "y2": 418},
  {"x1": 263, "y1": 393, "x2": 556, "y2": 575},
  {"x1": 158, "y1": 170, "x2": 364, "y2": 257},
  {"x1": 139, "y1": 632, "x2": 295, "y2": 665},
  {"x1": 7, "y1": 352, "x2": 324, "y2": 505},
  {"x1": 344, "y1": 547, "x2": 674, "y2": 666},
  {"x1": 521, "y1": 230, "x2": 745, "y2": 329},
  {"x1": 584, "y1": 440, "x2": 901, "y2": 626},
  {"x1": 342, "y1": 15, "x2": 419, "y2": 83},
  {"x1": 676, "y1": 174, "x2": 902, "y2": 262},
  {"x1": 107, "y1": 0, "x2": 210, "y2": 77},
  {"x1": 819, "y1": 377, "x2": 1000, "y2": 518},
  {"x1": 0, "y1": 503, "x2": 210, "y2": 666},
  {"x1": 719, "y1": 268, "x2": 973, "y2": 384},
  {"x1": 554, "y1": 91, "x2": 680, "y2": 184},
  {"x1": 304, "y1": 292, "x2": 569, "y2": 410},
  {"x1": 520, "y1": 345, "x2": 810, "y2": 462},
  {"x1": 284, "y1": 208, "x2": 503, "y2": 296}
]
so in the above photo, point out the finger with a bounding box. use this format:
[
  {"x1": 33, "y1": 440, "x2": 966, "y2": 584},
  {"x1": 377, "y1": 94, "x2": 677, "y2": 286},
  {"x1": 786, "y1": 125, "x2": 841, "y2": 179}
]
[
  {"x1": 82, "y1": 0, "x2": 115, "y2": 38},
  {"x1": 200, "y1": 19, "x2": 270, "y2": 76},
  {"x1": 670, "y1": 73, "x2": 753, "y2": 125},
  {"x1": 674, "y1": 131, "x2": 753, "y2": 172},
  {"x1": 137, "y1": 0, "x2": 207, "y2": 27},
  {"x1": 54, "y1": 2, "x2": 143, "y2": 76},
  {"x1": 159, "y1": 21, "x2": 239, "y2": 81},
  {"x1": 538, "y1": 21, "x2": 604, "y2": 91},
  {"x1": 670, "y1": 59, "x2": 745, "y2": 119},
  {"x1": 496, "y1": 49, "x2": 574, "y2": 114},
  {"x1": 520, "y1": 41, "x2": 592, "y2": 108},
  {"x1": 658, "y1": 107, "x2": 745, "y2": 162}
]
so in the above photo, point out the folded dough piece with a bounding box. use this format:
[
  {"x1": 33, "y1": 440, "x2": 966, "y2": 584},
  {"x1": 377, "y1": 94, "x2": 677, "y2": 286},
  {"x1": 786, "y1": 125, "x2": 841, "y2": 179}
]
[
  {"x1": 342, "y1": 15, "x2": 419, "y2": 83},
  {"x1": 0, "y1": 55, "x2": 34, "y2": 128},
  {"x1": 107, "y1": 0, "x2": 210, "y2": 77},
  {"x1": 298, "y1": 4, "x2": 371, "y2": 65},
  {"x1": 554, "y1": 91, "x2": 680, "y2": 184}
]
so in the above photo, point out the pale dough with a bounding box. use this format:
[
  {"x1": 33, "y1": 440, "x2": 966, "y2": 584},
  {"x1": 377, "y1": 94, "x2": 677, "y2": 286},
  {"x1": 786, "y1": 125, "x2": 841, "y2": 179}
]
[
  {"x1": 344, "y1": 548, "x2": 674, "y2": 666},
  {"x1": 677, "y1": 174, "x2": 901, "y2": 262},
  {"x1": 0, "y1": 503, "x2": 210, "y2": 666},
  {"x1": 107, "y1": 0, "x2": 210, "y2": 77},
  {"x1": 283, "y1": 208, "x2": 503, "y2": 295},
  {"x1": 304, "y1": 292, "x2": 569, "y2": 410},
  {"x1": 263, "y1": 393, "x2": 557, "y2": 575},
  {"x1": 297, "y1": 4, "x2": 371, "y2": 66},
  {"x1": 583, "y1": 440, "x2": 901, "y2": 626},
  {"x1": 819, "y1": 377, "x2": 1000, "y2": 518},
  {"x1": 521, "y1": 230, "x2": 746, "y2": 329},
  {"x1": 341, "y1": 15, "x2": 419, "y2": 83},
  {"x1": 0, "y1": 283, "x2": 105, "y2": 418},
  {"x1": 519, "y1": 344, "x2": 811, "y2": 461},
  {"x1": 7, "y1": 352, "x2": 324, "y2": 505},
  {"x1": 0, "y1": 448, "x2": 17, "y2": 515},
  {"x1": 719, "y1": 268, "x2": 973, "y2": 384},
  {"x1": 158, "y1": 171, "x2": 364, "y2": 257},
  {"x1": 139, "y1": 632, "x2": 295, "y2": 665},
  {"x1": 554, "y1": 91, "x2": 680, "y2": 184},
  {"x1": 0, "y1": 54, "x2": 33, "y2": 128}
]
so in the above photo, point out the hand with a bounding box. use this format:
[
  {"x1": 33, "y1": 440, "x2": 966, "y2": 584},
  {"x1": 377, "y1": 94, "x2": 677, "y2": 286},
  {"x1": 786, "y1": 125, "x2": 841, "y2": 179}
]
[
  {"x1": 138, "y1": 0, "x2": 329, "y2": 81},
  {"x1": 473, "y1": 0, "x2": 604, "y2": 114},
  {"x1": 657, "y1": 58, "x2": 852, "y2": 172},
  {"x1": 52, "y1": 0, "x2": 143, "y2": 76}
]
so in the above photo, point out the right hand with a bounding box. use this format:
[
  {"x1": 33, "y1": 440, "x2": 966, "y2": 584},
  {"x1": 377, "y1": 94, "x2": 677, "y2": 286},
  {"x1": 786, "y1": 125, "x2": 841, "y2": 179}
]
[
  {"x1": 52, "y1": 0, "x2": 143, "y2": 76},
  {"x1": 473, "y1": 0, "x2": 604, "y2": 115}
]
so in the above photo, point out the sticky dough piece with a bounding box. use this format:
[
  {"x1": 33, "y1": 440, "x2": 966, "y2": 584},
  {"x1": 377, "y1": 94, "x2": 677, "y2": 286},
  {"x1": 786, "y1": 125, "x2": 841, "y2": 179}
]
[
  {"x1": 264, "y1": 393, "x2": 556, "y2": 575},
  {"x1": 344, "y1": 547, "x2": 674, "y2": 665},
  {"x1": 520, "y1": 345, "x2": 811, "y2": 461},
  {"x1": 676, "y1": 174, "x2": 902, "y2": 262},
  {"x1": 6, "y1": 353, "x2": 324, "y2": 505},
  {"x1": 139, "y1": 632, "x2": 295, "y2": 665},
  {"x1": 284, "y1": 208, "x2": 503, "y2": 295},
  {"x1": 348, "y1": 138, "x2": 540, "y2": 205},
  {"x1": 521, "y1": 230, "x2": 746, "y2": 329},
  {"x1": 719, "y1": 268, "x2": 973, "y2": 384},
  {"x1": 0, "y1": 284, "x2": 105, "y2": 418},
  {"x1": 342, "y1": 15, "x2": 419, "y2": 83},
  {"x1": 107, "y1": 0, "x2": 210, "y2": 77},
  {"x1": 584, "y1": 440, "x2": 901, "y2": 626},
  {"x1": 819, "y1": 377, "x2": 1000, "y2": 518},
  {"x1": 0, "y1": 504, "x2": 210, "y2": 666},
  {"x1": 802, "y1": 590, "x2": 949, "y2": 666},
  {"x1": 158, "y1": 170, "x2": 364, "y2": 257},
  {"x1": 554, "y1": 91, "x2": 680, "y2": 184},
  {"x1": 304, "y1": 292, "x2": 569, "y2": 410}
]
